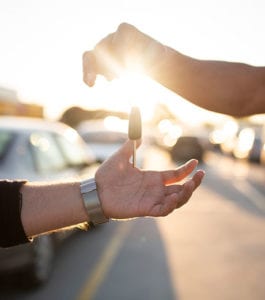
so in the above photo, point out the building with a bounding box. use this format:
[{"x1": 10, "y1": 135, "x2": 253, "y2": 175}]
[{"x1": 0, "y1": 86, "x2": 43, "y2": 118}]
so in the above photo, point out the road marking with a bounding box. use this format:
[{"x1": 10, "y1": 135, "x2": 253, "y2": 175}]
[{"x1": 76, "y1": 222, "x2": 131, "y2": 300}]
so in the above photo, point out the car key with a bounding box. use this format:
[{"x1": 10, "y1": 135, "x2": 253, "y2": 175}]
[{"x1": 128, "y1": 106, "x2": 142, "y2": 167}]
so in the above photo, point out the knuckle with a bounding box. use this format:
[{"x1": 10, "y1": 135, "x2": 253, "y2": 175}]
[
  {"x1": 117, "y1": 22, "x2": 129, "y2": 32},
  {"x1": 117, "y1": 22, "x2": 135, "y2": 36}
]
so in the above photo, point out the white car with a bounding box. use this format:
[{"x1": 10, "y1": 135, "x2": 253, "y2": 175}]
[
  {"x1": 0, "y1": 116, "x2": 97, "y2": 287},
  {"x1": 77, "y1": 119, "x2": 145, "y2": 166}
]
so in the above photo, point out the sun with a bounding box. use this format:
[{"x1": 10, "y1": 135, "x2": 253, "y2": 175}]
[{"x1": 105, "y1": 71, "x2": 162, "y2": 121}]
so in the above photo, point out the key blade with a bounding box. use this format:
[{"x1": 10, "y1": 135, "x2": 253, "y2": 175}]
[{"x1": 128, "y1": 106, "x2": 142, "y2": 140}]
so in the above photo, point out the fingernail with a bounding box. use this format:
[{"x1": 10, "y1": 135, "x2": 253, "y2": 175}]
[
  {"x1": 198, "y1": 170, "x2": 206, "y2": 178},
  {"x1": 185, "y1": 159, "x2": 198, "y2": 166}
]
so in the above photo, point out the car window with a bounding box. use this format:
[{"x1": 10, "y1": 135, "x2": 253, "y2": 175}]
[
  {"x1": 54, "y1": 130, "x2": 88, "y2": 167},
  {"x1": 0, "y1": 130, "x2": 14, "y2": 161},
  {"x1": 29, "y1": 132, "x2": 67, "y2": 174}
]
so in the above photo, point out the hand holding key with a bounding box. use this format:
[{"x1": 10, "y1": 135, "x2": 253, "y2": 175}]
[
  {"x1": 128, "y1": 106, "x2": 142, "y2": 167},
  {"x1": 95, "y1": 138, "x2": 204, "y2": 219}
]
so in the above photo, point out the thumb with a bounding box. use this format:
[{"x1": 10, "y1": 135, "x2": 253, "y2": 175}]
[{"x1": 117, "y1": 139, "x2": 141, "y2": 160}]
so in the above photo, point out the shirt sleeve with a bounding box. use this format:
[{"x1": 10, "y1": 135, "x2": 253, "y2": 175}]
[{"x1": 0, "y1": 180, "x2": 30, "y2": 248}]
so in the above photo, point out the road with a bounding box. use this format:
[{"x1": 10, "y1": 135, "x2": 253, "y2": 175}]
[{"x1": 0, "y1": 148, "x2": 264, "y2": 300}]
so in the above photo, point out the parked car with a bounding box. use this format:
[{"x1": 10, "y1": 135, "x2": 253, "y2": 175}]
[
  {"x1": 0, "y1": 116, "x2": 97, "y2": 287},
  {"x1": 79, "y1": 128, "x2": 128, "y2": 163},
  {"x1": 232, "y1": 125, "x2": 264, "y2": 163},
  {"x1": 77, "y1": 118, "x2": 146, "y2": 167},
  {"x1": 153, "y1": 119, "x2": 211, "y2": 163},
  {"x1": 260, "y1": 143, "x2": 265, "y2": 165},
  {"x1": 170, "y1": 136, "x2": 204, "y2": 163}
]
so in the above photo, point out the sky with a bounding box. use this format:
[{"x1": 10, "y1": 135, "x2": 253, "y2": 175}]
[{"x1": 0, "y1": 0, "x2": 264, "y2": 122}]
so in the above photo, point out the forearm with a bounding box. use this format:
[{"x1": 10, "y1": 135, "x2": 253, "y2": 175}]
[
  {"x1": 148, "y1": 44, "x2": 265, "y2": 116},
  {"x1": 20, "y1": 181, "x2": 88, "y2": 237},
  {"x1": 85, "y1": 23, "x2": 264, "y2": 116}
]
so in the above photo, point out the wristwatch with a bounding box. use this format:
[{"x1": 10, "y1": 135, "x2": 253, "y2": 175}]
[{"x1": 80, "y1": 178, "x2": 109, "y2": 227}]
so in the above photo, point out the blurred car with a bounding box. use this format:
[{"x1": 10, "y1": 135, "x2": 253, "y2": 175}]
[
  {"x1": 249, "y1": 123, "x2": 265, "y2": 163},
  {"x1": 247, "y1": 135, "x2": 262, "y2": 163},
  {"x1": 213, "y1": 119, "x2": 240, "y2": 156},
  {"x1": 77, "y1": 118, "x2": 145, "y2": 166},
  {"x1": 153, "y1": 119, "x2": 211, "y2": 163},
  {"x1": 0, "y1": 116, "x2": 98, "y2": 286},
  {"x1": 260, "y1": 144, "x2": 265, "y2": 165},
  {"x1": 79, "y1": 128, "x2": 128, "y2": 163},
  {"x1": 170, "y1": 136, "x2": 204, "y2": 163},
  {"x1": 212, "y1": 119, "x2": 265, "y2": 164},
  {"x1": 232, "y1": 125, "x2": 264, "y2": 163}
]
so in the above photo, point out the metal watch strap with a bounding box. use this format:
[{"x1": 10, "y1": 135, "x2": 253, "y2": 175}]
[{"x1": 80, "y1": 178, "x2": 109, "y2": 226}]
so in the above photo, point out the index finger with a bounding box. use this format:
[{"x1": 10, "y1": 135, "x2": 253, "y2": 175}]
[
  {"x1": 82, "y1": 51, "x2": 97, "y2": 87},
  {"x1": 161, "y1": 159, "x2": 198, "y2": 184}
]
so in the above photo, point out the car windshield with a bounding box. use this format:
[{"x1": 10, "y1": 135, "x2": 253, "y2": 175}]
[{"x1": 0, "y1": 130, "x2": 14, "y2": 162}]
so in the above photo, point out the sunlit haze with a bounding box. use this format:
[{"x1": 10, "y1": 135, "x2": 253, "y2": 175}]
[{"x1": 0, "y1": 0, "x2": 264, "y2": 123}]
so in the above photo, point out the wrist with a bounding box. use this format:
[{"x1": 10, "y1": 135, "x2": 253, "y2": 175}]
[
  {"x1": 80, "y1": 178, "x2": 109, "y2": 228},
  {"x1": 142, "y1": 39, "x2": 168, "y2": 75}
]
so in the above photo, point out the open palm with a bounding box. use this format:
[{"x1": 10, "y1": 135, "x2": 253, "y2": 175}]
[{"x1": 95, "y1": 140, "x2": 204, "y2": 219}]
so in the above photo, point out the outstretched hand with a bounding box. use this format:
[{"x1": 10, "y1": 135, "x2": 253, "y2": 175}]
[{"x1": 95, "y1": 140, "x2": 205, "y2": 219}]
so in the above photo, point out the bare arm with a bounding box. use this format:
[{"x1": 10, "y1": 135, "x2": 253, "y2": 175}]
[
  {"x1": 152, "y1": 48, "x2": 265, "y2": 117},
  {"x1": 20, "y1": 181, "x2": 88, "y2": 237},
  {"x1": 20, "y1": 140, "x2": 204, "y2": 238},
  {"x1": 83, "y1": 23, "x2": 265, "y2": 117}
]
